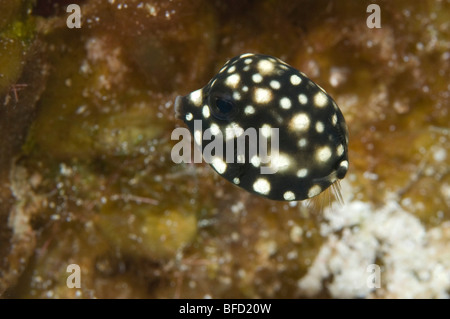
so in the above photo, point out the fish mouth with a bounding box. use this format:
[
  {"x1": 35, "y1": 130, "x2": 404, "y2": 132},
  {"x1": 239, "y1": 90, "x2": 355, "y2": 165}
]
[
  {"x1": 174, "y1": 95, "x2": 184, "y2": 120},
  {"x1": 312, "y1": 170, "x2": 338, "y2": 185}
]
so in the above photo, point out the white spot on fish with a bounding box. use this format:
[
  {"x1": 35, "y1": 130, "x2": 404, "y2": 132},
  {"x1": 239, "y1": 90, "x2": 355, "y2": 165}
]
[
  {"x1": 283, "y1": 191, "x2": 295, "y2": 201},
  {"x1": 189, "y1": 89, "x2": 203, "y2": 106},
  {"x1": 280, "y1": 97, "x2": 292, "y2": 109},
  {"x1": 202, "y1": 105, "x2": 210, "y2": 118},
  {"x1": 233, "y1": 177, "x2": 240, "y2": 184},
  {"x1": 254, "y1": 88, "x2": 272, "y2": 104},
  {"x1": 225, "y1": 74, "x2": 240, "y2": 88},
  {"x1": 340, "y1": 160, "x2": 349, "y2": 169},
  {"x1": 227, "y1": 65, "x2": 236, "y2": 73},
  {"x1": 194, "y1": 130, "x2": 202, "y2": 145},
  {"x1": 290, "y1": 113, "x2": 310, "y2": 131},
  {"x1": 315, "y1": 121, "x2": 324, "y2": 133},
  {"x1": 257, "y1": 59, "x2": 275, "y2": 75},
  {"x1": 252, "y1": 73, "x2": 263, "y2": 83},
  {"x1": 316, "y1": 146, "x2": 332, "y2": 163},
  {"x1": 297, "y1": 168, "x2": 308, "y2": 178},
  {"x1": 290, "y1": 74, "x2": 302, "y2": 85},
  {"x1": 210, "y1": 123, "x2": 221, "y2": 136},
  {"x1": 244, "y1": 105, "x2": 255, "y2": 115},
  {"x1": 308, "y1": 185, "x2": 322, "y2": 198},
  {"x1": 261, "y1": 124, "x2": 272, "y2": 138},
  {"x1": 185, "y1": 112, "x2": 193, "y2": 121},
  {"x1": 337, "y1": 144, "x2": 344, "y2": 156},
  {"x1": 270, "y1": 80, "x2": 281, "y2": 89},
  {"x1": 211, "y1": 157, "x2": 227, "y2": 174},
  {"x1": 269, "y1": 153, "x2": 290, "y2": 172},
  {"x1": 332, "y1": 113, "x2": 338, "y2": 125},
  {"x1": 314, "y1": 91, "x2": 328, "y2": 107},
  {"x1": 251, "y1": 155, "x2": 261, "y2": 167},
  {"x1": 298, "y1": 94, "x2": 308, "y2": 105},
  {"x1": 226, "y1": 122, "x2": 244, "y2": 140},
  {"x1": 253, "y1": 178, "x2": 271, "y2": 195},
  {"x1": 298, "y1": 138, "x2": 307, "y2": 148}
]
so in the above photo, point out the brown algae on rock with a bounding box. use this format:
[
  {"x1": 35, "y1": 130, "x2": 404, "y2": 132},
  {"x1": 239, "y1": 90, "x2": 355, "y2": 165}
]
[
  {"x1": 97, "y1": 202, "x2": 197, "y2": 260},
  {"x1": 0, "y1": 0, "x2": 449, "y2": 298}
]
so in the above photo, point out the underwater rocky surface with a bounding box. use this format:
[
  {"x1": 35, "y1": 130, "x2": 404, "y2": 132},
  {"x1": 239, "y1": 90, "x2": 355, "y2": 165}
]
[{"x1": 0, "y1": 0, "x2": 449, "y2": 298}]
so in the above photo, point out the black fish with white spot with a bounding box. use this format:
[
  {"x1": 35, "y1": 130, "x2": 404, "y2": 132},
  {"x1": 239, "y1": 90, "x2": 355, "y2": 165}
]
[{"x1": 174, "y1": 53, "x2": 349, "y2": 201}]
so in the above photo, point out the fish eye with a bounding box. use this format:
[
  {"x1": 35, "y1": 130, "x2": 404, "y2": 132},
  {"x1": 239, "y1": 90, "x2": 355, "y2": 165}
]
[
  {"x1": 216, "y1": 98, "x2": 234, "y2": 114},
  {"x1": 210, "y1": 96, "x2": 238, "y2": 121}
]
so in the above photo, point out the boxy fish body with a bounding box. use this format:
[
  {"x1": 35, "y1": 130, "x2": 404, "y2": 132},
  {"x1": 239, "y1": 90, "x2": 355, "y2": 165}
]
[{"x1": 174, "y1": 53, "x2": 349, "y2": 201}]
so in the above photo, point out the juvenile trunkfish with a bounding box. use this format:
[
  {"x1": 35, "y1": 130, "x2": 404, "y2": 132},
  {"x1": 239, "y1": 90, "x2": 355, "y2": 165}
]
[{"x1": 175, "y1": 53, "x2": 349, "y2": 202}]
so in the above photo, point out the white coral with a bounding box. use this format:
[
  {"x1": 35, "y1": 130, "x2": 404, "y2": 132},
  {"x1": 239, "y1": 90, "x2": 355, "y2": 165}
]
[{"x1": 297, "y1": 196, "x2": 450, "y2": 298}]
